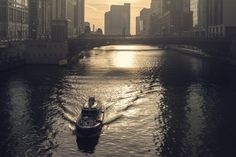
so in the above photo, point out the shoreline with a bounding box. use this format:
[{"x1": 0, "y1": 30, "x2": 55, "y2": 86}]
[{"x1": 168, "y1": 45, "x2": 235, "y2": 66}]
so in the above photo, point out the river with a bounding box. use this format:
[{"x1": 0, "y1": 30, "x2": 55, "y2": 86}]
[{"x1": 0, "y1": 45, "x2": 236, "y2": 157}]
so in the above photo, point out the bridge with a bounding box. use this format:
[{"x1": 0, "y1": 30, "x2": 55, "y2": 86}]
[
  {"x1": 68, "y1": 36, "x2": 234, "y2": 57},
  {"x1": 0, "y1": 36, "x2": 235, "y2": 66}
]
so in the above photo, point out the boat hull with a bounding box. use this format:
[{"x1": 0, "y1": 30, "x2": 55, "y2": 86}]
[{"x1": 76, "y1": 123, "x2": 103, "y2": 137}]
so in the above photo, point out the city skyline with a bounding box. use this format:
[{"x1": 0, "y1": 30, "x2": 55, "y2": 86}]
[
  {"x1": 85, "y1": 0, "x2": 151, "y2": 35},
  {"x1": 1, "y1": 0, "x2": 236, "y2": 156}
]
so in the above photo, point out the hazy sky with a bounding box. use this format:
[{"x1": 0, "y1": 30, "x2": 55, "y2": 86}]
[{"x1": 85, "y1": 0, "x2": 151, "y2": 35}]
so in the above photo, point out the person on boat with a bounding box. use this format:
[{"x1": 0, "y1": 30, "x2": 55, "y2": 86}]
[{"x1": 88, "y1": 96, "x2": 95, "y2": 109}]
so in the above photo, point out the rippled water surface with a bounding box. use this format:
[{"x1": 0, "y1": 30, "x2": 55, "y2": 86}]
[{"x1": 1, "y1": 45, "x2": 236, "y2": 157}]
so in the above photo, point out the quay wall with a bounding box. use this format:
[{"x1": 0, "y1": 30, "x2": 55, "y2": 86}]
[
  {"x1": 25, "y1": 41, "x2": 68, "y2": 65},
  {"x1": 0, "y1": 42, "x2": 25, "y2": 71}
]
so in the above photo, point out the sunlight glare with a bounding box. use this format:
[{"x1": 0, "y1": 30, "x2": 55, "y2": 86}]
[{"x1": 113, "y1": 49, "x2": 136, "y2": 68}]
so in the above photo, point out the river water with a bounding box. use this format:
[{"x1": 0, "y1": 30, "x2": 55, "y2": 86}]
[{"x1": 0, "y1": 45, "x2": 236, "y2": 157}]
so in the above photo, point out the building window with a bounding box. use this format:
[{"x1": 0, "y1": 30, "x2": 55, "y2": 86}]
[{"x1": 0, "y1": 7, "x2": 7, "y2": 22}]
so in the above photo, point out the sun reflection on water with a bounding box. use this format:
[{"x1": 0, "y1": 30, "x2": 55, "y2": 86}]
[{"x1": 113, "y1": 51, "x2": 136, "y2": 68}]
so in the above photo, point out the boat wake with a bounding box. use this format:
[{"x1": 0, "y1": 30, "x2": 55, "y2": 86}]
[
  {"x1": 58, "y1": 78, "x2": 161, "y2": 136},
  {"x1": 103, "y1": 113, "x2": 123, "y2": 125}
]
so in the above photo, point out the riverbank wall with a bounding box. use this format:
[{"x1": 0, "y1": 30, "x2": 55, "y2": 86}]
[
  {"x1": 168, "y1": 41, "x2": 236, "y2": 65},
  {"x1": 0, "y1": 42, "x2": 26, "y2": 71},
  {"x1": 25, "y1": 41, "x2": 68, "y2": 65}
]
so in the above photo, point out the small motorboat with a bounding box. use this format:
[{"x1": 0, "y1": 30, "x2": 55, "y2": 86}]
[{"x1": 76, "y1": 96, "x2": 104, "y2": 136}]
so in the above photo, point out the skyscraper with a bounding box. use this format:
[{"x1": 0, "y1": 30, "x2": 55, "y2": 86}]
[
  {"x1": 137, "y1": 0, "x2": 163, "y2": 35},
  {"x1": 29, "y1": 0, "x2": 52, "y2": 39},
  {"x1": 52, "y1": 0, "x2": 84, "y2": 37},
  {"x1": 136, "y1": 17, "x2": 141, "y2": 35},
  {"x1": 105, "y1": 3, "x2": 130, "y2": 36},
  {"x1": 0, "y1": 0, "x2": 29, "y2": 40},
  {"x1": 137, "y1": 8, "x2": 152, "y2": 35},
  {"x1": 208, "y1": 0, "x2": 236, "y2": 38},
  {"x1": 75, "y1": 0, "x2": 85, "y2": 34},
  {"x1": 190, "y1": 0, "x2": 208, "y2": 37},
  {"x1": 151, "y1": 0, "x2": 163, "y2": 15},
  {"x1": 152, "y1": 0, "x2": 192, "y2": 36},
  {"x1": 191, "y1": 0, "x2": 207, "y2": 28}
]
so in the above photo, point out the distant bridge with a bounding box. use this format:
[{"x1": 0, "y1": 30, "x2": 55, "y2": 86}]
[
  {"x1": 68, "y1": 36, "x2": 233, "y2": 57},
  {"x1": 1, "y1": 36, "x2": 234, "y2": 65}
]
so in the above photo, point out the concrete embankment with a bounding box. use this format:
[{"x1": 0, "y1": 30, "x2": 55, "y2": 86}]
[
  {"x1": 168, "y1": 43, "x2": 236, "y2": 66},
  {"x1": 0, "y1": 43, "x2": 26, "y2": 71},
  {"x1": 25, "y1": 41, "x2": 68, "y2": 65},
  {"x1": 0, "y1": 58, "x2": 25, "y2": 71},
  {"x1": 0, "y1": 40, "x2": 74, "y2": 71}
]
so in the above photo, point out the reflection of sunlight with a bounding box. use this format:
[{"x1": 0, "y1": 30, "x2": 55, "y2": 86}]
[
  {"x1": 113, "y1": 51, "x2": 135, "y2": 68},
  {"x1": 113, "y1": 45, "x2": 140, "y2": 51}
]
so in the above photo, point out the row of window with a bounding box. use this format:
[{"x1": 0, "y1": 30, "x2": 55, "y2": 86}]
[
  {"x1": 9, "y1": 0, "x2": 28, "y2": 7},
  {"x1": 29, "y1": 44, "x2": 65, "y2": 49},
  {"x1": 28, "y1": 53, "x2": 64, "y2": 57},
  {"x1": 0, "y1": 7, "x2": 7, "y2": 21},
  {"x1": 8, "y1": 8, "x2": 28, "y2": 23},
  {"x1": 209, "y1": 26, "x2": 224, "y2": 33}
]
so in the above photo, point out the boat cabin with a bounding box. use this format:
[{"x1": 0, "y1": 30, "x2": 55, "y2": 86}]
[{"x1": 81, "y1": 108, "x2": 99, "y2": 117}]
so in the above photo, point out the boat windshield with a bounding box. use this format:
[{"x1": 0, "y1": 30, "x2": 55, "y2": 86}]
[{"x1": 82, "y1": 109, "x2": 98, "y2": 116}]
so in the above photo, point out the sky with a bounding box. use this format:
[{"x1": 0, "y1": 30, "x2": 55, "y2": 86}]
[{"x1": 85, "y1": 0, "x2": 151, "y2": 35}]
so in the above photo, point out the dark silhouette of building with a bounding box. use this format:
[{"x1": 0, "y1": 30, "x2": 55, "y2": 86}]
[
  {"x1": 52, "y1": 0, "x2": 85, "y2": 38},
  {"x1": 0, "y1": 0, "x2": 29, "y2": 40},
  {"x1": 137, "y1": 8, "x2": 152, "y2": 35},
  {"x1": 105, "y1": 3, "x2": 130, "y2": 36},
  {"x1": 29, "y1": 0, "x2": 51, "y2": 39},
  {"x1": 51, "y1": 19, "x2": 68, "y2": 42},
  {"x1": 140, "y1": 0, "x2": 192, "y2": 36},
  {"x1": 207, "y1": 0, "x2": 236, "y2": 38},
  {"x1": 75, "y1": 0, "x2": 85, "y2": 35},
  {"x1": 158, "y1": 0, "x2": 193, "y2": 36}
]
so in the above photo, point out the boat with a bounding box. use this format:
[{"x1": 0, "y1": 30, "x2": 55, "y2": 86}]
[
  {"x1": 76, "y1": 96, "x2": 104, "y2": 136},
  {"x1": 58, "y1": 59, "x2": 68, "y2": 66}
]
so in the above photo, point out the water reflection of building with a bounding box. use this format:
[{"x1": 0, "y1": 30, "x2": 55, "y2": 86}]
[
  {"x1": 105, "y1": 3, "x2": 130, "y2": 36},
  {"x1": 0, "y1": 0, "x2": 29, "y2": 40}
]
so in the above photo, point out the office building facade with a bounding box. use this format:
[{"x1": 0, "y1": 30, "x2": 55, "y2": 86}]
[
  {"x1": 137, "y1": 8, "x2": 152, "y2": 35},
  {"x1": 0, "y1": 0, "x2": 29, "y2": 40},
  {"x1": 29, "y1": 0, "x2": 51, "y2": 39},
  {"x1": 75, "y1": 0, "x2": 85, "y2": 34},
  {"x1": 208, "y1": 0, "x2": 236, "y2": 38},
  {"x1": 190, "y1": 0, "x2": 208, "y2": 37},
  {"x1": 140, "y1": 0, "x2": 192, "y2": 36},
  {"x1": 52, "y1": 0, "x2": 84, "y2": 38},
  {"x1": 105, "y1": 3, "x2": 130, "y2": 36}
]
